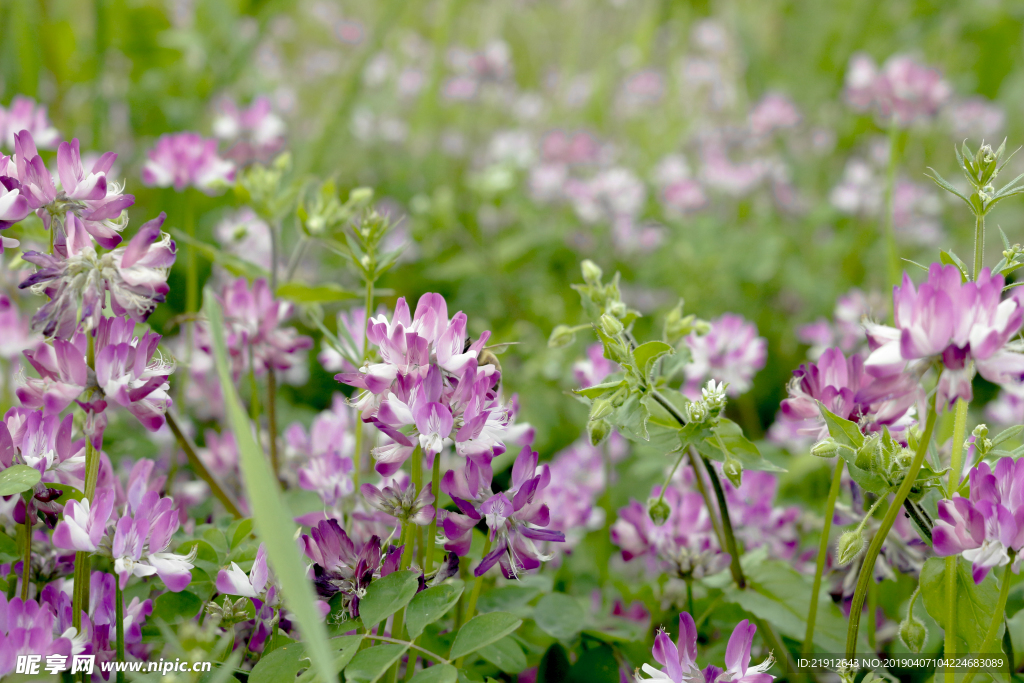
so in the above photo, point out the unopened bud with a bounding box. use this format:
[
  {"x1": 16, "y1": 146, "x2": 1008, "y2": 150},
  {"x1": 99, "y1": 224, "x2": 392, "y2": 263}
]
[
  {"x1": 973, "y1": 424, "x2": 989, "y2": 440},
  {"x1": 723, "y1": 457, "x2": 742, "y2": 488},
  {"x1": 855, "y1": 435, "x2": 878, "y2": 471},
  {"x1": 349, "y1": 187, "x2": 374, "y2": 205},
  {"x1": 693, "y1": 320, "x2": 712, "y2": 336},
  {"x1": 664, "y1": 301, "x2": 694, "y2": 344},
  {"x1": 548, "y1": 325, "x2": 576, "y2": 349},
  {"x1": 811, "y1": 438, "x2": 839, "y2": 458},
  {"x1": 647, "y1": 497, "x2": 671, "y2": 526},
  {"x1": 607, "y1": 300, "x2": 627, "y2": 318},
  {"x1": 589, "y1": 397, "x2": 614, "y2": 421},
  {"x1": 836, "y1": 528, "x2": 866, "y2": 566},
  {"x1": 686, "y1": 400, "x2": 709, "y2": 425},
  {"x1": 588, "y1": 419, "x2": 611, "y2": 446},
  {"x1": 601, "y1": 314, "x2": 624, "y2": 336},
  {"x1": 581, "y1": 259, "x2": 603, "y2": 286},
  {"x1": 899, "y1": 616, "x2": 927, "y2": 653}
]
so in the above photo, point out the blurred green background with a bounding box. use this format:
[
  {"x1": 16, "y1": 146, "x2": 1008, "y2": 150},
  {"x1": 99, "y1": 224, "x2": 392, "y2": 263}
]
[{"x1": 4, "y1": 0, "x2": 1024, "y2": 456}]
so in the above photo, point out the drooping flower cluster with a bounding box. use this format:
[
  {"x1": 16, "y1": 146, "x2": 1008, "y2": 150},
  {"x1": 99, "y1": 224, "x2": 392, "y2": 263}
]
[
  {"x1": 141, "y1": 132, "x2": 236, "y2": 193},
  {"x1": 683, "y1": 314, "x2": 767, "y2": 398},
  {"x1": 337, "y1": 293, "x2": 520, "y2": 477},
  {"x1": 634, "y1": 612, "x2": 775, "y2": 683},
  {"x1": 844, "y1": 53, "x2": 951, "y2": 125},
  {"x1": 441, "y1": 447, "x2": 565, "y2": 578},
  {"x1": 934, "y1": 457, "x2": 1024, "y2": 583},
  {"x1": 865, "y1": 264, "x2": 1024, "y2": 409}
]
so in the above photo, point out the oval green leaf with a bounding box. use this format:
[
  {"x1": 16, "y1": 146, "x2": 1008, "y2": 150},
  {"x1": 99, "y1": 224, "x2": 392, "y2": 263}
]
[
  {"x1": 359, "y1": 569, "x2": 422, "y2": 631},
  {"x1": 406, "y1": 583, "x2": 464, "y2": 639},
  {"x1": 0, "y1": 465, "x2": 41, "y2": 496},
  {"x1": 449, "y1": 611, "x2": 522, "y2": 661}
]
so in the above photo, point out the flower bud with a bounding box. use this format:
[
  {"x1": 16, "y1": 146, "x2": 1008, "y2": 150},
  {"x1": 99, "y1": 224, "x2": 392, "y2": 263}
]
[
  {"x1": 972, "y1": 423, "x2": 989, "y2": 440},
  {"x1": 811, "y1": 437, "x2": 839, "y2": 458},
  {"x1": 588, "y1": 419, "x2": 611, "y2": 446},
  {"x1": 589, "y1": 397, "x2": 615, "y2": 421},
  {"x1": 581, "y1": 259, "x2": 603, "y2": 286},
  {"x1": 349, "y1": 187, "x2": 374, "y2": 205},
  {"x1": 686, "y1": 400, "x2": 709, "y2": 425},
  {"x1": 607, "y1": 300, "x2": 627, "y2": 318},
  {"x1": 548, "y1": 325, "x2": 576, "y2": 349},
  {"x1": 647, "y1": 497, "x2": 671, "y2": 526},
  {"x1": 693, "y1": 319, "x2": 712, "y2": 335},
  {"x1": 664, "y1": 301, "x2": 694, "y2": 344},
  {"x1": 600, "y1": 314, "x2": 624, "y2": 336},
  {"x1": 723, "y1": 457, "x2": 742, "y2": 488},
  {"x1": 899, "y1": 616, "x2": 927, "y2": 653},
  {"x1": 855, "y1": 435, "x2": 878, "y2": 471},
  {"x1": 836, "y1": 528, "x2": 865, "y2": 566}
]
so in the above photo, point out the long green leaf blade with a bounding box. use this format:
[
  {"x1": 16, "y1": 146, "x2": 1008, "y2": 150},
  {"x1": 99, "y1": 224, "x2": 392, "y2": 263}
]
[{"x1": 204, "y1": 290, "x2": 337, "y2": 683}]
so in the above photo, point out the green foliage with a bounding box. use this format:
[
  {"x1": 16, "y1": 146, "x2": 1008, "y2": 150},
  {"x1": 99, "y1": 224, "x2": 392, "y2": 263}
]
[
  {"x1": 920, "y1": 557, "x2": 1003, "y2": 652},
  {"x1": 359, "y1": 570, "x2": 422, "y2": 631},
  {"x1": 0, "y1": 465, "x2": 41, "y2": 496}
]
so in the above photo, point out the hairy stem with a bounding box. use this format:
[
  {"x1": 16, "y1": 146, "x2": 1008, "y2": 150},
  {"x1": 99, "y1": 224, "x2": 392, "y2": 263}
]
[
  {"x1": 973, "y1": 212, "x2": 986, "y2": 280},
  {"x1": 115, "y1": 576, "x2": 126, "y2": 683},
  {"x1": 424, "y1": 454, "x2": 442, "y2": 573},
  {"x1": 902, "y1": 498, "x2": 933, "y2": 542},
  {"x1": 20, "y1": 494, "x2": 31, "y2": 601},
  {"x1": 945, "y1": 396, "x2": 970, "y2": 683},
  {"x1": 803, "y1": 459, "x2": 844, "y2": 656},
  {"x1": 354, "y1": 278, "x2": 375, "y2": 487},
  {"x1": 846, "y1": 398, "x2": 937, "y2": 656},
  {"x1": 704, "y1": 450, "x2": 746, "y2": 589},
  {"x1": 165, "y1": 411, "x2": 243, "y2": 518}
]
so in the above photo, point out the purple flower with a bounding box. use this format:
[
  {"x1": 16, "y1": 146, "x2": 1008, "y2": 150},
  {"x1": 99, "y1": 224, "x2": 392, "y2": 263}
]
[
  {"x1": 361, "y1": 481, "x2": 434, "y2": 526},
  {"x1": 141, "y1": 132, "x2": 236, "y2": 193},
  {"x1": 17, "y1": 335, "x2": 89, "y2": 414},
  {"x1": 844, "y1": 53, "x2": 951, "y2": 125},
  {"x1": 540, "y1": 439, "x2": 608, "y2": 552},
  {"x1": 94, "y1": 317, "x2": 174, "y2": 431},
  {"x1": 0, "y1": 409, "x2": 79, "y2": 477},
  {"x1": 635, "y1": 613, "x2": 774, "y2": 683},
  {"x1": 0, "y1": 97, "x2": 59, "y2": 150},
  {"x1": 683, "y1": 314, "x2": 767, "y2": 398},
  {"x1": 778, "y1": 347, "x2": 916, "y2": 440},
  {"x1": 20, "y1": 214, "x2": 175, "y2": 338},
  {"x1": 213, "y1": 208, "x2": 272, "y2": 270},
  {"x1": 865, "y1": 264, "x2": 1024, "y2": 408},
  {"x1": 212, "y1": 96, "x2": 286, "y2": 164},
  {"x1": 747, "y1": 93, "x2": 801, "y2": 137},
  {"x1": 290, "y1": 395, "x2": 356, "y2": 508},
  {"x1": 0, "y1": 295, "x2": 37, "y2": 359},
  {"x1": 0, "y1": 595, "x2": 74, "y2": 677},
  {"x1": 52, "y1": 489, "x2": 115, "y2": 553},
  {"x1": 111, "y1": 490, "x2": 195, "y2": 591},
  {"x1": 933, "y1": 457, "x2": 1024, "y2": 583},
  {"x1": 217, "y1": 542, "x2": 269, "y2": 598}
]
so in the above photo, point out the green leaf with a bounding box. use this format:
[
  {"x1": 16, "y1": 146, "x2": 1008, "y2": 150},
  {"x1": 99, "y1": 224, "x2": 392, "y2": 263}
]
[
  {"x1": 295, "y1": 635, "x2": 364, "y2": 682},
  {"x1": 406, "y1": 583, "x2": 464, "y2": 639},
  {"x1": 409, "y1": 664, "x2": 458, "y2": 683},
  {"x1": 475, "y1": 584, "x2": 541, "y2": 617},
  {"x1": 695, "y1": 419, "x2": 784, "y2": 473},
  {"x1": 0, "y1": 465, "x2": 41, "y2": 496},
  {"x1": 342, "y1": 643, "x2": 409, "y2": 682},
  {"x1": 407, "y1": 667, "x2": 456, "y2": 683},
  {"x1": 537, "y1": 643, "x2": 572, "y2": 683},
  {"x1": 533, "y1": 593, "x2": 586, "y2": 640},
  {"x1": 992, "y1": 425, "x2": 1024, "y2": 448},
  {"x1": 230, "y1": 518, "x2": 255, "y2": 548},
  {"x1": 251, "y1": 636, "x2": 362, "y2": 683},
  {"x1": 360, "y1": 570, "x2": 423, "y2": 630},
  {"x1": 940, "y1": 251, "x2": 970, "y2": 282},
  {"x1": 632, "y1": 341, "x2": 673, "y2": 381},
  {"x1": 610, "y1": 393, "x2": 650, "y2": 442},
  {"x1": 449, "y1": 612, "x2": 523, "y2": 661},
  {"x1": 276, "y1": 281, "x2": 359, "y2": 304},
  {"x1": 568, "y1": 644, "x2": 620, "y2": 683},
  {"x1": 719, "y1": 560, "x2": 870, "y2": 653},
  {"x1": 573, "y1": 380, "x2": 625, "y2": 400},
  {"x1": 0, "y1": 531, "x2": 17, "y2": 563},
  {"x1": 479, "y1": 636, "x2": 527, "y2": 673},
  {"x1": 920, "y1": 557, "x2": 1002, "y2": 652},
  {"x1": 818, "y1": 404, "x2": 888, "y2": 493},
  {"x1": 150, "y1": 590, "x2": 203, "y2": 624},
  {"x1": 204, "y1": 291, "x2": 336, "y2": 683}
]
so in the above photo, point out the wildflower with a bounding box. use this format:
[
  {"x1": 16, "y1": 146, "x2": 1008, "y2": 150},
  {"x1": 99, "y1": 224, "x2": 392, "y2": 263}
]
[
  {"x1": 52, "y1": 489, "x2": 115, "y2": 553},
  {"x1": 141, "y1": 132, "x2": 236, "y2": 193},
  {"x1": 864, "y1": 264, "x2": 1024, "y2": 408},
  {"x1": 94, "y1": 316, "x2": 175, "y2": 431},
  {"x1": 748, "y1": 93, "x2": 801, "y2": 137},
  {"x1": 933, "y1": 457, "x2": 1024, "y2": 583},
  {"x1": 361, "y1": 481, "x2": 435, "y2": 526},
  {"x1": 683, "y1": 314, "x2": 767, "y2": 398},
  {"x1": 844, "y1": 53, "x2": 951, "y2": 125},
  {"x1": 634, "y1": 612, "x2": 774, "y2": 683},
  {"x1": 217, "y1": 543, "x2": 269, "y2": 599},
  {"x1": 212, "y1": 96, "x2": 286, "y2": 164},
  {"x1": 0, "y1": 596, "x2": 76, "y2": 677},
  {"x1": 213, "y1": 208, "x2": 273, "y2": 271},
  {"x1": 110, "y1": 490, "x2": 196, "y2": 591},
  {"x1": 20, "y1": 213, "x2": 176, "y2": 338}
]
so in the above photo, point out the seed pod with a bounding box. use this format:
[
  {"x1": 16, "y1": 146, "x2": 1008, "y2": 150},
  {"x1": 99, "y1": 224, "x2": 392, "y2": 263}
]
[
  {"x1": 836, "y1": 528, "x2": 866, "y2": 566},
  {"x1": 899, "y1": 616, "x2": 927, "y2": 653}
]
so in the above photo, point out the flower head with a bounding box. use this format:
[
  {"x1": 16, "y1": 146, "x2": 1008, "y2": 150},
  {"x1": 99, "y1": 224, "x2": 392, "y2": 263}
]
[
  {"x1": 141, "y1": 132, "x2": 236, "y2": 193},
  {"x1": 684, "y1": 314, "x2": 766, "y2": 398}
]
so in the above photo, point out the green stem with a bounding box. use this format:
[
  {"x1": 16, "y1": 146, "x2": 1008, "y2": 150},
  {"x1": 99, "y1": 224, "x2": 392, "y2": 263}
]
[
  {"x1": 973, "y1": 212, "x2": 986, "y2": 280},
  {"x1": 455, "y1": 534, "x2": 492, "y2": 668},
  {"x1": 703, "y1": 451, "x2": 746, "y2": 589},
  {"x1": 867, "y1": 577, "x2": 878, "y2": 652},
  {"x1": 688, "y1": 449, "x2": 725, "y2": 548},
  {"x1": 354, "y1": 279, "x2": 375, "y2": 488},
  {"x1": 363, "y1": 635, "x2": 450, "y2": 665},
  {"x1": 164, "y1": 411, "x2": 243, "y2": 518},
  {"x1": 961, "y1": 556, "x2": 1015, "y2": 683},
  {"x1": 249, "y1": 351, "x2": 260, "y2": 423},
  {"x1": 945, "y1": 397, "x2": 970, "y2": 683},
  {"x1": 115, "y1": 576, "x2": 125, "y2": 683},
  {"x1": 267, "y1": 370, "x2": 280, "y2": 481},
  {"x1": 20, "y1": 494, "x2": 31, "y2": 601},
  {"x1": 803, "y1": 459, "x2": 844, "y2": 656},
  {"x1": 424, "y1": 454, "x2": 442, "y2": 573},
  {"x1": 846, "y1": 397, "x2": 937, "y2": 656},
  {"x1": 653, "y1": 448, "x2": 689, "y2": 510},
  {"x1": 284, "y1": 236, "x2": 309, "y2": 282},
  {"x1": 0, "y1": 357, "x2": 11, "y2": 415},
  {"x1": 884, "y1": 117, "x2": 901, "y2": 287}
]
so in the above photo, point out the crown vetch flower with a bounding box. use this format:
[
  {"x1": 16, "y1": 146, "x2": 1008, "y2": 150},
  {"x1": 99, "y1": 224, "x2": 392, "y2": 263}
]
[
  {"x1": 213, "y1": 96, "x2": 286, "y2": 164},
  {"x1": 0, "y1": 595, "x2": 75, "y2": 677},
  {"x1": 141, "y1": 132, "x2": 236, "y2": 193},
  {"x1": 52, "y1": 489, "x2": 115, "y2": 553},
  {"x1": 20, "y1": 214, "x2": 176, "y2": 338},
  {"x1": 864, "y1": 264, "x2": 1024, "y2": 409},
  {"x1": 361, "y1": 481, "x2": 435, "y2": 526},
  {"x1": 0, "y1": 96, "x2": 59, "y2": 150},
  {"x1": 683, "y1": 313, "x2": 766, "y2": 398},
  {"x1": 94, "y1": 316, "x2": 175, "y2": 431},
  {"x1": 933, "y1": 457, "x2": 1024, "y2": 583},
  {"x1": 217, "y1": 542, "x2": 269, "y2": 599},
  {"x1": 635, "y1": 612, "x2": 774, "y2": 683},
  {"x1": 844, "y1": 53, "x2": 950, "y2": 125}
]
